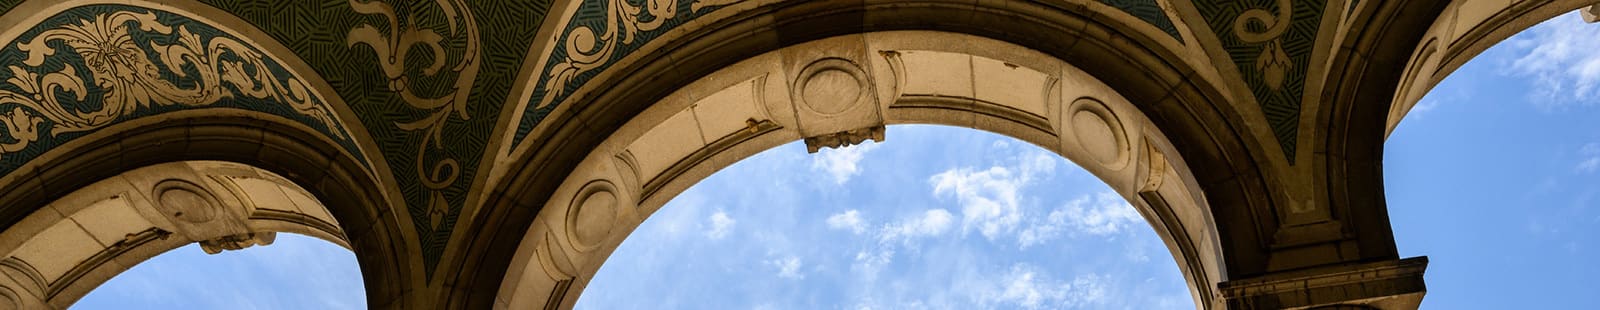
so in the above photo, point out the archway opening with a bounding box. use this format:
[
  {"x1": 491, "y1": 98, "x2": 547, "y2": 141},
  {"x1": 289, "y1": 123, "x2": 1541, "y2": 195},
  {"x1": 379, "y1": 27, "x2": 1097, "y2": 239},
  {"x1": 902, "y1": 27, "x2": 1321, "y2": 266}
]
[
  {"x1": 0, "y1": 161, "x2": 365, "y2": 309},
  {"x1": 74, "y1": 233, "x2": 364, "y2": 309},
  {"x1": 576, "y1": 124, "x2": 1191, "y2": 308},
  {"x1": 1385, "y1": 9, "x2": 1600, "y2": 309},
  {"x1": 495, "y1": 30, "x2": 1223, "y2": 310}
]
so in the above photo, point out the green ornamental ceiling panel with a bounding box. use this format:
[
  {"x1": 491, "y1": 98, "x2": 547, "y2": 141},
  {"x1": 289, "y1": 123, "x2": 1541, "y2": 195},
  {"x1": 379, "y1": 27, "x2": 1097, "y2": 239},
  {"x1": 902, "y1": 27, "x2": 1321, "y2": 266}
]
[
  {"x1": 512, "y1": 0, "x2": 742, "y2": 150},
  {"x1": 1100, "y1": 0, "x2": 1184, "y2": 42},
  {"x1": 0, "y1": 5, "x2": 364, "y2": 184},
  {"x1": 188, "y1": 0, "x2": 553, "y2": 275},
  {"x1": 510, "y1": 0, "x2": 1187, "y2": 150},
  {"x1": 1195, "y1": 0, "x2": 1324, "y2": 161},
  {"x1": 0, "y1": 2, "x2": 17, "y2": 16}
]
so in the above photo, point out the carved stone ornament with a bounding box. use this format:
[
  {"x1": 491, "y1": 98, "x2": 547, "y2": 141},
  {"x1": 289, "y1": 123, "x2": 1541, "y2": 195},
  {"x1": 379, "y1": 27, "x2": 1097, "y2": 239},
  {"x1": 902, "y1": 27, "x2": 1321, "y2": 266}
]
[
  {"x1": 565, "y1": 180, "x2": 620, "y2": 252},
  {"x1": 199, "y1": 232, "x2": 277, "y2": 254},
  {"x1": 803, "y1": 126, "x2": 885, "y2": 153},
  {"x1": 347, "y1": 0, "x2": 481, "y2": 232},
  {"x1": 1065, "y1": 98, "x2": 1130, "y2": 170},
  {"x1": 792, "y1": 57, "x2": 873, "y2": 117},
  {"x1": 151, "y1": 179, "x2": 222, "y2": 224},
  {"x1": 1234, "y1": 0, "x2": 1294, "y2": 91},
  {"x1": 0, "y1": 10, "x2": 343, "y2": 162}
]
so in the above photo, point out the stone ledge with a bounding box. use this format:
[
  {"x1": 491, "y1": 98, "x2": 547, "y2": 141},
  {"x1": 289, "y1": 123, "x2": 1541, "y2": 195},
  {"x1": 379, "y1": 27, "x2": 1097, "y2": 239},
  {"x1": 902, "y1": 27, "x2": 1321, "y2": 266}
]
[{"x1": 1219, "y1": 256, "x2": 1428, "y2": 309}]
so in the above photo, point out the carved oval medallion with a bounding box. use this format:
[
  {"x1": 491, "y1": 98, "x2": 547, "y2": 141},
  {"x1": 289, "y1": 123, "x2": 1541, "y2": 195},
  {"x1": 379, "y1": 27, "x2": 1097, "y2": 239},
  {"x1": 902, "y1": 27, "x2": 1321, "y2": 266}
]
[
  {"x1": 794, "y1": 58, "x2": 871, "y2": 116},
  {"x1": 1066, "y1": 98, "x2": 1129, "y2": 169},
  {"x1": 566, "y1": 180, "x2": 621, "y2": 251},
  {"x1": 152, "y1": 180, "x2": 220, "y2": 223}
]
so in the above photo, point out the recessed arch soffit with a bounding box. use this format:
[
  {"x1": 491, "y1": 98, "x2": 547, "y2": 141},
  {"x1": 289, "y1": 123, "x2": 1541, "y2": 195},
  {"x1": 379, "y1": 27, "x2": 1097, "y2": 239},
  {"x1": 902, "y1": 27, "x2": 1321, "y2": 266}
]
[{"x1": 505, "y1": 0, "x2": 1200, "y2": 158}]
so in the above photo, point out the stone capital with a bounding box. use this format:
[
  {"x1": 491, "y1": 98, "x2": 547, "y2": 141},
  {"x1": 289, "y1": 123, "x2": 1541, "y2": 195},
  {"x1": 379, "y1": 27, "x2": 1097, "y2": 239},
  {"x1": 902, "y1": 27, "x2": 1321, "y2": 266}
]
[{"x1": 1220, "y1": 256, "x2": 1428, "y2": 310}]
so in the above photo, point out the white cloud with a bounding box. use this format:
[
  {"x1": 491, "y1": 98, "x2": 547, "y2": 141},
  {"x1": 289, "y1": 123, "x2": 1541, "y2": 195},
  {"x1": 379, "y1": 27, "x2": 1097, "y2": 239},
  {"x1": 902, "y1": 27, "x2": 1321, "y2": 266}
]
[
  {"x1": 1063, "y1": 192, "x2": 1143, "y2": 236},
  {"x1": 878, "y1": 209, "x2": 955, "y2": 244},
  {"x1": 1502, "y1": 12, "x2": 1600, "y2": 108},
  {"x1": 704, "y1": 210, "x2": 736, "y2": 240},
  {"x1": 978, "y1": 264, "x2": 1109, "y2": 309},
  {"x1": 811, "y1": 141, "x2": 880, "y2": 184},
  {"x1": 1579, "y1": 143, "x2": 1600, "y2": 173},
  {"x1": 926, "y1": 147, "x2": 1135, "y2": 248},
  {"x1": 1409, "y1": 99, "x2": 1440, "y2": 116},
  {"x1": 1017, "y1": 208, "x2": 1069, "y2": 249},
  {"x1": 767, "y1": 256, "x2": 804, "y2": 279},
  {"x1": 827, "y1": 209, "x2": 868, "y2": 234},
  {"x1": 1578, "y1": 157, "x2": 1600, "y2": 173},
  {"x1": 850, "y1": 209, "x2": 954, "y2": 276},
  {"x1": 1014, "y1": 191, "x2": 1144, "y2": 249},
  {"x1": 852, "y1": 248, "x2": 895, "y2": 278},
  {"x1": 930, "y1": 166, "x2": 1027, "y2": 239}
]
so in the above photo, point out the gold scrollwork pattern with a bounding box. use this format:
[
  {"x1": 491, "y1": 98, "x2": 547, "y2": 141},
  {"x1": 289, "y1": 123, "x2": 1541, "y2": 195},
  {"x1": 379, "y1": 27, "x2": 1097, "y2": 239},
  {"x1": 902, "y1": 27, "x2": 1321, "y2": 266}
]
[
  {"x1": 1233, "y1": 0, "x2": 1294, "y2": 91},
  {"x1": 535, "y1": 0, "x2": 743, "y2": 110},
  {"x1": 346, "y1": 0, "x2": 481, "y2": 228},
  {"x1": 0, "y1": 10, "x2": 340, "y2": 159}
]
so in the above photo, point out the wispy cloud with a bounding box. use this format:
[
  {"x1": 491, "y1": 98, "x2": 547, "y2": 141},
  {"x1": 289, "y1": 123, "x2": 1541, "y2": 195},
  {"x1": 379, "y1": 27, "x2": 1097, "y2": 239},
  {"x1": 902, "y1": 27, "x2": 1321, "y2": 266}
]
[
  {"x1": 977, "y1": 264, "x2": 1109, "y2": 309},
  {"x1": 1017, "y1": 207, "x2": 1068, "y2": 249},
  {"x1": 1409, "y1": 99, "x2": 1440, "y2": 116},
  {"x1": 849, "y1": 208, "x2": 956, "y2": 276},
  {"x1": 878, "y1": 209, "x2": 955, "y2": 244},
  {"x1": 932, "y1": 165, "x2": 1019, "y2": 238},
  {"x1": 811, "y1": 142, "x2": 880, "y2": 184},
  {"x1": 704, "y1": 210, "x2": 736, "y2": 240},
  {"x1": 767, "y1": 256, "x2": 804, "y2": 279},
  {"x1": 928, "y1": 147, "x2": 1140, "y2": 248},
  {"x1": 1502, "y1": 12, "x2": 1600, "y2": 108},
  {"x1": 929, "y1": 161, "x2": 1040, "y2": 240},
  {"x1": 1580, "y1": 143, "x2": 1600, "y2": 173},
  {"x1": 1063, "y1": 192, "x2": 1144, "y2": 236},
  {"x1": 826, "y1": 209, "x2": 868, "y2": 234}
]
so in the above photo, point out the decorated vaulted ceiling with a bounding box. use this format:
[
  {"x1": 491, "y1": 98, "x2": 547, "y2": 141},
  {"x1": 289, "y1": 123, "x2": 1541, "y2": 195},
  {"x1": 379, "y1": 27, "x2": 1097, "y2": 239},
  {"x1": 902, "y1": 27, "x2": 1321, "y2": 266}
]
[
  {"x1": 0, "y1": 0, "x2": 1356, "y2": 277},
  {"x1": 1193, "y1": 0, "x2": 1328, "y2": 161}
]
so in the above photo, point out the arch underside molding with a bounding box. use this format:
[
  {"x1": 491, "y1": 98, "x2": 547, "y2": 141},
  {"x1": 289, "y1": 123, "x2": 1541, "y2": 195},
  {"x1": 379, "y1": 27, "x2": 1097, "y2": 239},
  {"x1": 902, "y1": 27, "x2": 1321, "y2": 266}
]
[
  {"x1": 0, "y1": 161, "x2": 346, "y2": 309},
  {"x1": 497, "y1": 31, "x2": 1226, "y2": 310}
]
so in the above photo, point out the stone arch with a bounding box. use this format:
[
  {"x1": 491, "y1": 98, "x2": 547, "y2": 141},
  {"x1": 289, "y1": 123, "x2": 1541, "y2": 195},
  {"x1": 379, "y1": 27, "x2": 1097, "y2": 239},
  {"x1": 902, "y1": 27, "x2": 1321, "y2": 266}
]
[
  {"x1": 0, "y1": 161, "x2": 348, "y2": 308},
  {"x1": 0, "y1": 109, "x2": 415, "y2": 309},
  {"x1": 1386, "y1": 0, "x2": 1597, "y2": 135},
  {"x1": 464, "y1": 1, "x2": 1285, "y2": 309},
  {"x1": 493, "y1": 31, "x2": 1225, "y2": 310},
  {"x1": 0, "y1": 1, "x2": 418, "y2": 307}
]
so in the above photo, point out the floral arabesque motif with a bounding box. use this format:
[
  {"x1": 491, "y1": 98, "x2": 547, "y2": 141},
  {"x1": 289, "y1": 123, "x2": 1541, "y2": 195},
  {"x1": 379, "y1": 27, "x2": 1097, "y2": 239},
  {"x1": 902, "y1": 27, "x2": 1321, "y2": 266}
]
[
  {"x1": 346, "y1": 0, "x2": 481, "y2": 237},
  {"x1": 0, "y1": 10, "x2": 340, "y2": 159}
]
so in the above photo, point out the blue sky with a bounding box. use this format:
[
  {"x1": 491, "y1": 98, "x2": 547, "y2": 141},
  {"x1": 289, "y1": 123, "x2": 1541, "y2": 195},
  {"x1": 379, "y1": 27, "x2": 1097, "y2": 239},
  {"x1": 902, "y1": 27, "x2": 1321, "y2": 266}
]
[
  {"x1": 73, "y1": 11, "x2": 1600, "y2": 309},
  {"x1": 1384, "y1": 12, "x2": 1600, "y2": 309},
  {"x1": 574, "y1": 126, "x2": 1189, "y2": 309},
  {"x1": 75, "y1": 234, "x2": 364, "y2": 309}
]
